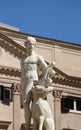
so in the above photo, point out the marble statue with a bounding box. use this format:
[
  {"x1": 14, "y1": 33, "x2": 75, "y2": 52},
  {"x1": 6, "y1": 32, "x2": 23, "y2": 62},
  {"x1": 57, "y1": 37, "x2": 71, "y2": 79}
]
[
  {"x1": 21, "y1": 36, "x2": 47, "y2": 130},
  {"x1": 20, "y1": 36, "x2": 55, "y2": 130}
]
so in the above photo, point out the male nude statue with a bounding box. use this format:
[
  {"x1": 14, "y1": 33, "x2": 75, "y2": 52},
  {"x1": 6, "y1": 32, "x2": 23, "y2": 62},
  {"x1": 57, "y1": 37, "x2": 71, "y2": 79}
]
[{"x1": 20, "y1": 36, "x2": 47, "y2": 130}]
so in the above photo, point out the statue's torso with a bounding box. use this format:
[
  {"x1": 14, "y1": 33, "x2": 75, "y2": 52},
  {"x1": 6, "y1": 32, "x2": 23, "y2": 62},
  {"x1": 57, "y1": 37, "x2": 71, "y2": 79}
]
[{"x1": 22, "y1": 53, "x2": 38, "y2": 81}]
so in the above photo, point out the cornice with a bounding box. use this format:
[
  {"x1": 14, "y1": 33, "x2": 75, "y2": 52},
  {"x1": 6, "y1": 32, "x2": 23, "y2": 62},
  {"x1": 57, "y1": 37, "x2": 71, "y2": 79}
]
[
  {"x1": 0, "y1": 28, "x2": 81, "y2": 51},
  {"x1": 0, "y1": 65, "x2": 21, "y2": 77},
  {"x1": 0, "y1": 65, "x2": 81, "y2": 89},
  {"x1": 53, "y1": 67, "x2": 81, "y2": 88}
]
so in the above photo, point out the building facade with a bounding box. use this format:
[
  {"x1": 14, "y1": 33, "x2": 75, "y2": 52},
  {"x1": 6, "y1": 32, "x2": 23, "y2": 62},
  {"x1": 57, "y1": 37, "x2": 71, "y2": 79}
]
[{"x1": 0, "y1": 23, "x2": 81, "y2": 130}]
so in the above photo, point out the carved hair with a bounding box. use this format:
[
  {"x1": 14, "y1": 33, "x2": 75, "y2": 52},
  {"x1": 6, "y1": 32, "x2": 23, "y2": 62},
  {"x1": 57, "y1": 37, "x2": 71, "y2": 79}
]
[{"x1": 24, "y1": 36, "x2": 37, "y2": 47}]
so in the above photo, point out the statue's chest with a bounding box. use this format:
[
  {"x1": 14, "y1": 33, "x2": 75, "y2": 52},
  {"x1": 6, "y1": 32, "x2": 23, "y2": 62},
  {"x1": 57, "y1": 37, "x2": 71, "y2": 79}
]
[{"x1": 24, "y1": 55, "x2": 37, "y2": 65}]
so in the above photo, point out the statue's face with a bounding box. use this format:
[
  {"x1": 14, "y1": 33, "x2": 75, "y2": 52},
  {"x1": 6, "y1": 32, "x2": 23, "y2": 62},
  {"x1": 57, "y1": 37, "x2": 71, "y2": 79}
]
[{"x1": 26, "y1": 41, "x2": 36, "y2": 51}]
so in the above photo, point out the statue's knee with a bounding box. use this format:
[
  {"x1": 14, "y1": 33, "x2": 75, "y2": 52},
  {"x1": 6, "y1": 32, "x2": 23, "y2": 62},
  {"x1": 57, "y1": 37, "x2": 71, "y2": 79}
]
[
  {"x1": 45, "y1": 118, "x2": 54, "y2": 126},
  {"x1": 39, "y1": 115, "x2": 44, "y2": 120}
]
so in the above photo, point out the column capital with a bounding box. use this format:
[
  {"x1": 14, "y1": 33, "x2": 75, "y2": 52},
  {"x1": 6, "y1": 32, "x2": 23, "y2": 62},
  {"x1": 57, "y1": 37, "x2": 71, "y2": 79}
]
[
  {"x1": 12, "y1": 83, "x2": 20, "y2": 94},
  {"x1": 53, "y1": 90, "x2": 62, "y2": 99}
]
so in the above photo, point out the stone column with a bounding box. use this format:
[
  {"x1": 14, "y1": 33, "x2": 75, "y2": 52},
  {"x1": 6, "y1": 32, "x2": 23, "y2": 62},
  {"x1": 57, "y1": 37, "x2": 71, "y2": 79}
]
[
  {"x1": 53, "y1": 90, "x2": 62, "y2": 130},
  {"x1": 12, "y1": 83, "x2": 21, "y2": 130}
]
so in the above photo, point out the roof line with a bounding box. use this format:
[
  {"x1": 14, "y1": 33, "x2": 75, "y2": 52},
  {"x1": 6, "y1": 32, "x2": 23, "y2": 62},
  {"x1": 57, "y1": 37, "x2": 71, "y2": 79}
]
[{"x1": 0, "y1": 27, "x2": 81, "y2": 48}]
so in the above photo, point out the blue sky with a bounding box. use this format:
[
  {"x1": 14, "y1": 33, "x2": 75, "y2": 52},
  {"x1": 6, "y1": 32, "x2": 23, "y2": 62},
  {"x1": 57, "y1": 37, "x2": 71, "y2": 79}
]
[{"x1": 0, "y1": 0, "x2": 81, "y2": 44}]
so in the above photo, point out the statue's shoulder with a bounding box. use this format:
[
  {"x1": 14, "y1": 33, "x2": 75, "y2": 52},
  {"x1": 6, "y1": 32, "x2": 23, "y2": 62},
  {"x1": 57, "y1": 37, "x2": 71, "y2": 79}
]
[{"x1": 36, "y1": 54, "x2": 44, "y2": 61}]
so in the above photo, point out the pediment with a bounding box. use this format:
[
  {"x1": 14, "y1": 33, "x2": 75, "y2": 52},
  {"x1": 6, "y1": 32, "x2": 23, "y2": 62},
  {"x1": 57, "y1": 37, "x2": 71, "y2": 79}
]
[
  {"x1": 53, "y1": 66, "x2": 81, "y2": 88},
  {"x1": 0, "y1": 47, "x2": 20, "y2": 69},
  {"x1": 0, "y1": 32, "x2": 25, "y2": 77},
  {"x1": 0, "y1": 32, "x2": 26, "y2": 59}
]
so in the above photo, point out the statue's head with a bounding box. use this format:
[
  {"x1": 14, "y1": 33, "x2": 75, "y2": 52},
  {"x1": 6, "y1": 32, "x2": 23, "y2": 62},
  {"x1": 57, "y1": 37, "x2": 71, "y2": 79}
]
[{"x1": 24, "y1": 36, "x2": 37, "y2": 48}]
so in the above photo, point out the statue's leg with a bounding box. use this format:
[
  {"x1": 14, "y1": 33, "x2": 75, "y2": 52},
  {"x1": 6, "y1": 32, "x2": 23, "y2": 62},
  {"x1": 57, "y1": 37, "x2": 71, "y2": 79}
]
[
  {"x1": 33, "y1": 119, "x2": 38, "y2": 130},
  {"x1": 24, "y1": 101, "x2": 31, "y2": 130},
  {"x1": 23, "y1": 81, "x2": 33, "y2": 130},
  {"x1": 38, "y1": 116, "x2": 44, "y2": 130},
  {"x1": 44, "y1": 118, "x2": 55, "y2": 130}
]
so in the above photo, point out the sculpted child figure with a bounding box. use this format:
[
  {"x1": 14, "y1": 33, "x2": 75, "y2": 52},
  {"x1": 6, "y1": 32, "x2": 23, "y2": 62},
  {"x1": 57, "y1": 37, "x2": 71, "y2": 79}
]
[{"x1": 20, "y1": 36, "x2": 47, "y2": 130}]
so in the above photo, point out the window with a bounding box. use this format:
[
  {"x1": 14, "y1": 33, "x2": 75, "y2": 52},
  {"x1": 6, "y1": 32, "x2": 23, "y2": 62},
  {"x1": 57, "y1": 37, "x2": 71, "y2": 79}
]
[
  {"x1": 0, "y1": 85, "x2": 3, "y2": 100},
  {"x1": 0, "y1": 121, "x2": 10, "y2": 130},
  {"x1": 61, "y1": 96, "x2": 81, "y2": 113},
  {"x1": 0, "y1": 85, "x2": 12, "y2": 103},
  {"x1": 61, "y1": 96, "x2": 69, "y2": 113},
  {"x1": 76, "y1": 100, "x2": 81, "y2": 111},
  {"x1": 3, "y1": 87, "x2": 12, "y2": 102}
]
